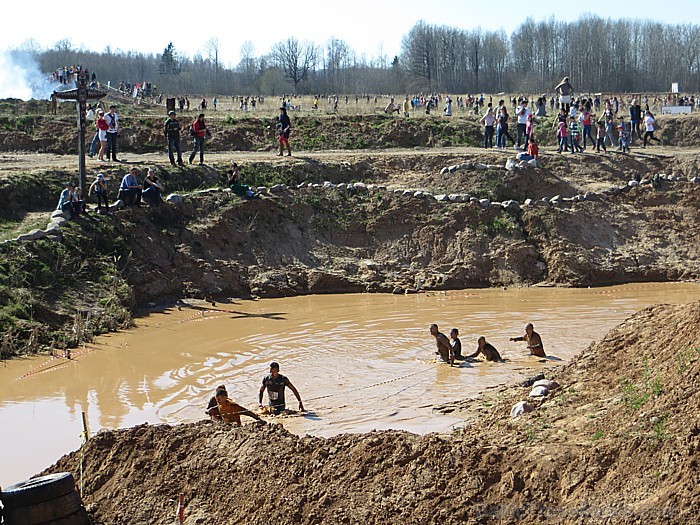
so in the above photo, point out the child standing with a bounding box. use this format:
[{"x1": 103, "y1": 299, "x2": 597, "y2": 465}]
[
  {"x1": 617, "y1": 116, "x2": 630, "y2": 152},
  {"x1": 569, "y1": 116, "x2": 584, "y2": 153},
  {"x1": 525, "y1": 114, "x2": 535, "y2": 149},
  {"x1": 557, "y1": 120, "x2": 568, "y2": 153},
  {"x1": 596, "y1": 121, "x2": 608, "y2": 153}
]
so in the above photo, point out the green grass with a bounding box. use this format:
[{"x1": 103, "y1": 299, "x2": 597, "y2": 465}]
[{"x1": 591, "y1": 430, "x2": 605, "y2": 441}]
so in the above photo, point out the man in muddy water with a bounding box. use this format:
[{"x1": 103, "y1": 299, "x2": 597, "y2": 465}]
[
  {"x1": 467, "y1": 336, "x2": 502, "y2": 362},
  {"x1": 259, "y1": 362, "x2": 304, "y2": 415},
  {"x1": 509, "y1": 323, "x2": 546, "y2": 358},
  {"x1": 206, "y1": 385, "x2": 262, "y2": 425},
  {"x1": 430, "y1": 324, "x2": 454, "y2": 365}
]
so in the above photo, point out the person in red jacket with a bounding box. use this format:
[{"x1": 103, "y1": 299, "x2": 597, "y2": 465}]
[{"x1": 188, "y1": 113, "x2": 209, "y2": 164}]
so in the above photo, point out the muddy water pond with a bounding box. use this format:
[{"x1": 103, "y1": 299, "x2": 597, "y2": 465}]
[{"x1": 1, "y1": 283, "x2": 699, "y2": 486}]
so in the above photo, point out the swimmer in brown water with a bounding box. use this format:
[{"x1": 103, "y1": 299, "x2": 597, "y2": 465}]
[
  {"x1": 206, "y1": 385, "x2": 261, "y2": 424},
  {"x1": 467, "y1": 336, "x2": 502, "y2": 362},
  {"x1": 509, "y1": 323, "x2": 546, "y2": 357},
  {"x1": 430, "y1": 323, "x2": 454, "y2": 365}
]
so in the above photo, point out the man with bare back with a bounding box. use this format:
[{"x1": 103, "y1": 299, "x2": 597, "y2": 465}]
[{"x1": 430, "y1": 323, "x2": 454, "y2": 365}]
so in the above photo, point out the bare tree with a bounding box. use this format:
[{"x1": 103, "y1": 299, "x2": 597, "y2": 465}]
[
  {"x1": 53, "y1": 39, "x2": 73, "y2": 52},
  {"x1": 204, "y1": 37, "x2": 221, "y2": 90},
  {"x1": 270, "y1": 37, "x2": 317, "y2": 93}
]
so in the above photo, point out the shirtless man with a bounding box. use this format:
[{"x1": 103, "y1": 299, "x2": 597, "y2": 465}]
[
  {"x1": 468, "y1": 336, "x2": 502, "y2": 362},
  {"x1": 430, "y1": 323, "x2": 454, "y2": 365},
  {"x1": 206, "y1": 385, "x2": 261, "y2": 425},
  {"x1": 509, "y1": 323, "x2": 546, "y2": 357}
]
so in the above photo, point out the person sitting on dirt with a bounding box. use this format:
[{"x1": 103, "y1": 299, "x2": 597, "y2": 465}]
[
  {"x1": 468, "y1": 336, "x2": 502, "y2": 362},
  {"x1": 57, "y1": 181, "x2": 77, "y2": 219},
  {"x1": 258, "y1": 361, "x2": 304, "y2": 415},
  {"x1": 207, "y1": 385, "x2": 262, "y2": 425},
  {"x1": 227, "y1": 162, "x2": 260, "y2": 199},
  {"x1": 141, "y1": 168, "x2": 164, "y2": 207},
  {"x1": 119, "y1": 167, "x2": 142, "y2": 207},
  {"x1": 88, "y1": 173, "x2": 109, "y2": 213},
  {"x1": 509, "y1": 323, "x2": 546, "y2": 358},
  {"x1": 450, "y1": 328, "x2": 463, "y2": 360},
  {"x1": 430, "y1": 323, "x2": 454, "y2": 365}
]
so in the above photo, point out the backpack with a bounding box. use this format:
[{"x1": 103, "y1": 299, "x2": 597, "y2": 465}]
[{"x1": 189, "y1": 124, "x2": 195, "y2": 137}]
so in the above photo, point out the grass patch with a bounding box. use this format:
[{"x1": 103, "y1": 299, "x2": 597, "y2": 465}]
[{"x1": 591, "y1": 430, "x2": 605, "y2": 441}]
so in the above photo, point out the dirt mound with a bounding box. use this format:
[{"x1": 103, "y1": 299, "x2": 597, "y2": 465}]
[{"x1": 45, "y1": 301, "x2": 700, "y2": 524}]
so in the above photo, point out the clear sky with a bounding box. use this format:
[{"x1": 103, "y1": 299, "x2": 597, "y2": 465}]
[{"x1": 1, "y1": 1, "x2": 695, "y2": 67}]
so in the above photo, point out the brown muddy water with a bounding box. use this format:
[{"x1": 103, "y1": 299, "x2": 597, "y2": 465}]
[{"x1": 1, "y1": 283, "x2": 699, "y2": 486}]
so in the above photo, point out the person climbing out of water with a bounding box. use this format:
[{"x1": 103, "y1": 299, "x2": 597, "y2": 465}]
[
  {"x1": 509, "y1": 323, "x2": 546, "y2": 357},
  {"x1": 258, "y1": 362, "x2": 304, "y2": 415},
  {"x1": 450, "y1": 328, "x2": 463, "y2": 360},
  {"x1": 206, "y1": 385, "x2": 261, "y2": 425},
  {"x1": 430, "y1": 323, "x2": 454, "y2": 365},
  {"x1": 468, "y1": 336, "x2": 502, "y2": 362}
]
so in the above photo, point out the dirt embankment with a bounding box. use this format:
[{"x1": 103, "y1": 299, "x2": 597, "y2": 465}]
[
  {"x1": 46, "y1": 300, "x2": 700, "y2": 525},
  {"x1": 1, "y1": 149, "x2": 699, "y2": 357}
]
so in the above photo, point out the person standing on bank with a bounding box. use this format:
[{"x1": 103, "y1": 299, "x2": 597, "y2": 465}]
[
  {"x1": 554, "y1": 77, "x2": 574, "y2": 115},
  {"x1": 105, "y1": 105, "x2": 120, "y2": 162},
  {"x1": 509, "y1": 323, "x2": 546, "y2": 358},
  {"x1": 258, "y1": 362, "x2": 304, "y2": 415},
  {"x1": 164, "y1": 110, "x2": 184, "y2": 166},
  {"x1": 189, "y1": 113, "x2": 208, "y2": 165},
  {"x1": 277, "y1": 106, "x2": 292, "y2": 156}
]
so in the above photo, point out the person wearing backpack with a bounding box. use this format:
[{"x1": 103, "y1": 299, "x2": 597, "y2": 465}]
[
  {"x1": 105, "y1": 105, "x2": 120, "y2": 162},
  {"x1": 188, "y1": 113, "x2": 208, "y2": 164}
]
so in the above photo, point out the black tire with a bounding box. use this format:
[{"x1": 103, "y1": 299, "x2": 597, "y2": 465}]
[
  {"x1": 42, "y1": 507, "x2": 92, "y2": 525},
  {"x1": 2, "y1": 491, "x2": 83, "y2": 525},
  {"x1": 1, "y1": 473, "x2": 76, "y2": 508}
]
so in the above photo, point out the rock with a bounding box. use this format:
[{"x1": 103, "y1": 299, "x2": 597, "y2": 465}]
[
  {"x1": 551, "y1": 195, "x2": 561, "y2": 203},
  {"x1": 527, "y1": 159, "x2": 538, "y2": 168},
  {"x1": 505, "y1": 159, "x2": 516, "y2": 171},
  {"x1": 510, "y1": 401, "x2": 533, "y2": 418},
  {"x1": 502, "y1": 200, "x2": 521, "y2": 211},
  {"x1": 256, "y1": 187, "x2": 268, "y2": 195},
  {"x1": 519, "y1": 373, "x2": 545, "y2": 387},
  {"x1": 401, "y1": 190, "x2": 413, "y2": 197},
  {"x1": 17, "y1": 229, "x2": 47, "y2": 242},
  {"x1": 434, "y1": 194, "x2": 450, "y2": 202},
  {"x1": 440, "y1": 167, "x2": 449, "y2": 175},
  {"x1": 469, "y1": 197, "x2": 479, "y2": 204},
  {"x1": 461, "y1": 194, "x2": 471, "y2": 202},
  {"x1": 413, "y1": 191, "x2": 424, "y2": 198},
  {"x1": 691, "y1": 177, "x2": 700, "y2": 183},
  {"x1": 529, "y1": 385, "x2": 549, "y2": 397},
  {"x1": 487, "y1": 164, "x2": 503, "y2": 170},
  {"x1": 523, "y1": 198, "x2": 534, "y2": 206},
  {"x1": 478, "y1": 198, "x2": 490, "y2": 208},
  {"x1": 51, "y1": 210, "x2": 67, "y2": 219},
  {"x1": 542, "y1": 197, "x2": 550, "y2": 203},
  {"x1": 489, "y1": 202, "x2": 502, "y2": 209},
  {"x1": 584, "y1": 191, "x2": 599, "y2": 201},
  {"x1": 448, "y1": 165, "x2": 458, "y2": 173},
  {"x1": 534, "y1": 199, "x2": 549, "y2": 207},
  {"x1": 354, "y1": 182, "x2": 368, "y2": 192},
  {"x1": 49, "y1": 217, "x2": 69, "y2": 228},
  {"x1": 166, "y1": 194, "x2": 182, "y2": 205},
  {"x1": 459, "y1": 162, "x2": 473, "y2": 170},
  {"x1": 323, "y1": 181, "x2": 334, "y2": 188},
  {"x1": 392, "y1": 287, "x2": 404, "y2": 295},
  {"x1": 474, "y1": 162, "x2": 487, "y2": 171},
  {"x1": 562, "y1": 197, "x2": 575, "y2": 203},
  {"x1": 270, "y1": 184, "x2": 287, "y2": 193},
  {"x1": 640, "y1": 178, "x2": 651, "y2": 185},
  {"x1": 448, "y1": 194, "x2": 462, "y2": 203},
  {"x1": 533, "y1": 379, "x2": 560, "y2": 390},
  {"x1": 628, "y1": 180, "x2": 639, "y2": 187}
]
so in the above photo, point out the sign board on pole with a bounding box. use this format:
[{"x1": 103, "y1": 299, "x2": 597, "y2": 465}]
[
  {"x1": 671, "y1": 83, "x2": 680, "y2": 94},
  {"x1": 661, "y1": 106, "x2": 691, "y2": 115}
]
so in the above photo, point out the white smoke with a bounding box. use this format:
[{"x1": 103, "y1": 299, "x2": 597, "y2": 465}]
[{"x1": 0, "y1": 50, "x2": 63, "y2": 100}]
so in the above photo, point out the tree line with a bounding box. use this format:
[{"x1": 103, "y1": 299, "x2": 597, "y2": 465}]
[{"x1": 15, "y1": 15, "x2": 700, "y2": 97}]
